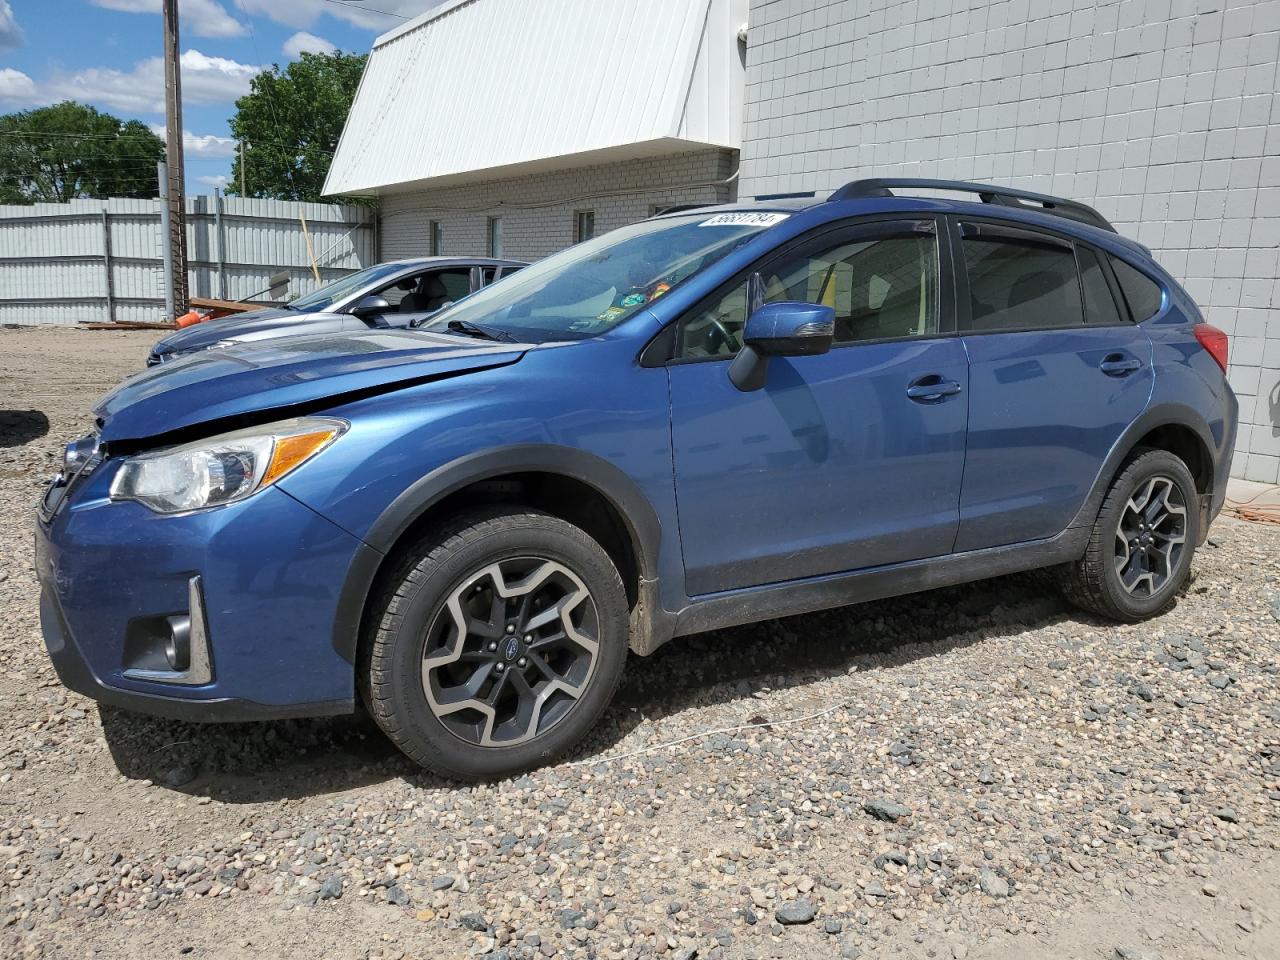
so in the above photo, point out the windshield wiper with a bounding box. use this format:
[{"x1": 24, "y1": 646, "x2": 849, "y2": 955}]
[{"x1": 444, "y1": 319, "x2": 518, "y2": 343}]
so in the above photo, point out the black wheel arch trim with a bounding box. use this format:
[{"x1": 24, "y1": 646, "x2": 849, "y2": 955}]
[
  {"x1": 1069, "y1": 401, "x2": 1219, "y2": 539},
  {"x1": 330, "y1": 444, "x2": 665, "y2": 663}
]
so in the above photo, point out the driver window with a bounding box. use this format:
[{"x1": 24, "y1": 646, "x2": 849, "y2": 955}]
[
  {"x1": 373, "y1": 274, "x2": 420, "y2": 310},
  {"x1": 761, "y1": 232, "x2": 937, "y2": 344},
  {"x1": 376, "y1": 270, "x2": 472, "y2": 314},
  {"x1": 675, "y1": 227, "x2": 938, "y2": 358}
]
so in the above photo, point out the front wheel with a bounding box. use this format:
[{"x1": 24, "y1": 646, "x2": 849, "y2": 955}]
[
  {"x1": 362, "y1": 508, "x2": 628, "y2": 780},
  {"x1": 1062, "y1": 448, "x2": 1199, "y2": 622}
]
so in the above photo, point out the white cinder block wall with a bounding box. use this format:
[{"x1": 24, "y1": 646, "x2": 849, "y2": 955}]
[
  {"x1": 379, "y1": 150, "x2": 739, "y2": 264},
  {"x1": 739, "y1": 0, "x2": 1280, "y2": 483}
]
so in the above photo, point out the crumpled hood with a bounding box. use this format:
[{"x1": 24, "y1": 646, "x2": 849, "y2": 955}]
[
  {"x1": 152, "y1": 307, "x2": 306, "y2": 356},
  {"x1": 97, "y1": 328, "x2": 526, "y2": 443}
]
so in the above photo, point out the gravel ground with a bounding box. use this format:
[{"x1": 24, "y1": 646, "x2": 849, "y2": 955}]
[{"x1": 1, "y1": 325, "x2": 1278, "y2": 960}]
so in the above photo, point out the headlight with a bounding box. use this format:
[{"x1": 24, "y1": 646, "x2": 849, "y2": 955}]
[{"x1": 109, "y1": 417, "x2": 346, "y2": 514}]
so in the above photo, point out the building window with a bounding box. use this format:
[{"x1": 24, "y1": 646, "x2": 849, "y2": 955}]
[
  {"x1": 487, "y1": 217, "x2": 504, "y2": 258},
  {"x1": 428, "y1": 220, "x2": 442, "y2": 256},
  {"x1": 574, "y1": 210, "x2": 595, "y2": 243}
]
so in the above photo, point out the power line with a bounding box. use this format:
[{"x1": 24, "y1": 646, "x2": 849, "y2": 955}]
[
  {"x1": 0, "y1": 132, "x2": 167, "y2": 142},
  {"x1": 0, "y1": 130, "x2": 336, "y2": 158},
  {"x1": 320, "y1": 0, "x2": 410, "y2": 21},
  {"x1": 2, "y1": 157, "x2": 169, "y2": 166},
  {"x1": 1, "y1": 172, "x2": 163, "y2": 183}
]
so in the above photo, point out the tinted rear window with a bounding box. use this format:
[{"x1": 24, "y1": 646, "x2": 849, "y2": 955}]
[
  {"x1": 962, "y1": 236, "x2": 1084, "y2": 331},
  {"x1": 1077, "y1": 247, "x2": 1127, "y2": 326},
  {"x1": 1110, "y1": 256, "x2": 1163, "y2": 321}
]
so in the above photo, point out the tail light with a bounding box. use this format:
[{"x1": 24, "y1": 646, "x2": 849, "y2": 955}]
[{"x1": 1194, "y1": 323, "x2": 1228, "y2": 373}]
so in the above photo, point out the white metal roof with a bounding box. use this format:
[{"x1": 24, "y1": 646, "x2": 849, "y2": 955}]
[{"x1": 323, "y1": 0, "x2": 747, "y2": 197}]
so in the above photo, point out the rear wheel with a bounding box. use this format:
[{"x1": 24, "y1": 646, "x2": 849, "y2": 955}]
[
  {"x1": 363, "y1": 508, "x2": 628, "y2": 780},
  {"x1": 1062, "y1": 448, "x2": 1199, "y2": 622}
]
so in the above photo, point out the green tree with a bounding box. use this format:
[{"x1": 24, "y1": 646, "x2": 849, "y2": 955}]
[
  {"x1": 0, "y1": 101, "x2": 164, "y2": 204},
  {"x1": 228, "y1": 51, "x2": 367, "y2": 202}
]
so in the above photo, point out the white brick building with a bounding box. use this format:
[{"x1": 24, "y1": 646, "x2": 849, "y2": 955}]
[
  {"x1": 329, "y1": 0, "x2": 1280, "y2": 482},
  {"x1": 326, "y1": 0, "x2": 748, "y2": 261},
  {"x1": 738, "y1": 0, "x2": 1280, "y2": 482},
  {"x1": 376, "y1": 150, "x2": 737, "y2": 263}
]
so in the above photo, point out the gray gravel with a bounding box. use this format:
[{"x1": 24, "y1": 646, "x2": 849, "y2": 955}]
[{"x1": 1, "y1": 326, "x2": 1278, "y2": 960}]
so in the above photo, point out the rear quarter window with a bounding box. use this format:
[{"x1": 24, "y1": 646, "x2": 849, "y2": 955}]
[
  {"x1": 1077, "y1": 247, "x2": 1127, "y2": 326},
  {"x1": 1109, "y1": 256, "x2": 1164, "y2": 321}
]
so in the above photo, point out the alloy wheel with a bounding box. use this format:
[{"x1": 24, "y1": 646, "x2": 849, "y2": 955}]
[
  {"x1": 421, "y1": 557, "x2": 599, "y2": 747},
  {"x1": 1113, "y1": 475, "x2": 1187, "y2": 597}
]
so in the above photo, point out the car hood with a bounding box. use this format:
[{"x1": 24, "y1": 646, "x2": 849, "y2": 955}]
[
  {"x1": 97, "y1": 329, "x2": 526, "y2": 443},
  {"x1": 152, "y1": 307, "x2": 316, "y2": 356}
]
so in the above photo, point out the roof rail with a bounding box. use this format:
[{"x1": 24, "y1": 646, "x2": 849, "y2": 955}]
[{"x1": 828, "y1": 178, "x2": 1116, "y2": 233}]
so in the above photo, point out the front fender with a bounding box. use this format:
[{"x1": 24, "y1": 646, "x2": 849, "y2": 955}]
[
  {"x1": 322, "y1": 444, "x2": 666, "y2": 665},
  {"x1": 280, "y1": 342, "x2": 679, "y2": 664},
  {"x1": 367, "y1": 443, "x2": 662, "y2": 570}
]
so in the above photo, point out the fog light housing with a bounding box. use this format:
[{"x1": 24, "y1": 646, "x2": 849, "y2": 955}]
[{"x1": 122, "y1": 577, "x2": 213, "y2": 685}]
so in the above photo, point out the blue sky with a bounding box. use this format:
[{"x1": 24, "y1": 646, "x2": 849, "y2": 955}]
[{"x1": 0, "y1": 1, "x2": 442, "y2": 192}]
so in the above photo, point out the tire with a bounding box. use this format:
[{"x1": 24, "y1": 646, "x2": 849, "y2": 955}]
[
  {"x1": 362, "y1": 507, "x2": 628, "y2": 780},
  {"x1": 1061, "y1": 448, "x2": 1199, "y2": 622}
]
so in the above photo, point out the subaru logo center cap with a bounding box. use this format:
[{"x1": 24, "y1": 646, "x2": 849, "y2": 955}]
[{"x1": 503, "y1": 636, "x2": 520, "y2": 661}]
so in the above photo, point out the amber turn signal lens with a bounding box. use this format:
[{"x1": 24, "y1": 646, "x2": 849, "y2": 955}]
[{"x1": 262, "y1": 428, "x2": 341, "y2": 487}]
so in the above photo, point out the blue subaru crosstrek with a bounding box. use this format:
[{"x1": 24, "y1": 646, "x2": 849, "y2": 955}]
[{"x1": 36, "y1": 179, "x2": 1236, "y2": 780}]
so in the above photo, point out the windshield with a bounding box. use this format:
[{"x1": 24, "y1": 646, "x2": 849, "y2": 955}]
[
  {"x1": 288, "y1": 262, "x2": 412, "y2": 312},
  {"x1": 423, "y1": 212, "x2": 789, "y2": 342}
]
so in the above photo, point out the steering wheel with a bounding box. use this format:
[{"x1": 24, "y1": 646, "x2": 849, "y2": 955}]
[{"x1": 694, "y1": 313, "x2": 738, "y2": 355}]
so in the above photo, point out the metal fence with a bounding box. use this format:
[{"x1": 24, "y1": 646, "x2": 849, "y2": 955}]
[{"x1": 0, "y1": 196, "x2": 377, "y2": 326}]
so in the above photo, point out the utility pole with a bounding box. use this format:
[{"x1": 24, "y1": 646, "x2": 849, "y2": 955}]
[
  {"x1": 239, "y1": 139, "x2": 247, "y2": 197},
  {"x1": 161, "y1": 0, "x2": 188, "y2": 315},
  {"x1": 157, "y1": 160, "x2": 175, "y2": 321}
]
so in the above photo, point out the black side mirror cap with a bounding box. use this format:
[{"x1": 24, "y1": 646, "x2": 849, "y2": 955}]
[{"x1": 350, "y1": 294, "x2": 391, "y2": 317}]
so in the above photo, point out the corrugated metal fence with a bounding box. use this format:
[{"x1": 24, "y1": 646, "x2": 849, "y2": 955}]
[{"x1": 0, "y1": 196, "x2": 377, "y2": 326}]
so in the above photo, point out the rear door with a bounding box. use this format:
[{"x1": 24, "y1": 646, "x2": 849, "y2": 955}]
[{"x1": 951, "y1": 218, "x2": 1153, "y2": 551}]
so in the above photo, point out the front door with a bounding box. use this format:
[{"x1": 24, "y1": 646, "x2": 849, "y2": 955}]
[
  {"x1": 667, "y1": 219, "x2": 970, "y2": 596},
  {"x1": 950, "y1": 219, "x2": 1154, "y2": 551}
]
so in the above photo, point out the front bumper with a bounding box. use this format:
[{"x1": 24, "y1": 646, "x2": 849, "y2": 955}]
[{"x1": 35, "y1": 470, "x2": 366, "y2": 722}]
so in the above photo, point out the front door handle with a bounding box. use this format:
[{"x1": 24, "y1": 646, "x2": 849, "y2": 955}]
[
  {"x1": 906, "y1": 374, "x2": 962, "y2": 403},
  {"x1": 1099, "y1": 353, "x2": 1142, "y2": 377}
]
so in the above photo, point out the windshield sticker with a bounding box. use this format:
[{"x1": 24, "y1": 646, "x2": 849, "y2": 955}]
[{"x1": 698, "y1": 212, "x2": 791, "y2": 228}]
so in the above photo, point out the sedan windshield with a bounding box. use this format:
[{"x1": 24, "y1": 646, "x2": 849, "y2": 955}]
[
  {"x1": 423, "y1": 212, "x2": 789, "y2": 342},
  {"x1": 287, "y1": 262, "x2": 412, "y2": 313}
]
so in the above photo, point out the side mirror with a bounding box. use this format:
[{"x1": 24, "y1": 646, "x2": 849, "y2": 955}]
[
  {"x1": 350, "y1": 294, "x2": 391, "y2": 317},
  {"x1": 729, "y1": 301, "x2": 835, "y2": 391}
]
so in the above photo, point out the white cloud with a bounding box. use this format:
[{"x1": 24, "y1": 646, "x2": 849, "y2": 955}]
[
  {"x1": 0, "y1": 1, "x2": 23, "y2": 51},
  {"x1": 0, "y1": 67, "x2": 37, "y2": 105},
  {"x1": 91, "y1": 0, "x2": 245, "y2": 39},
  {"x1": 149, "y1": 123, "x2": 238, "y2": 158},
  {"x1": 48, "y1": 49, "x2": 264, "y2": 114},
  {"x1": 234, "y1": 0, "x2": 442, "y2": 32},
  {"x1": 197, "y1": 174, "x2": 229, "y2": 190},
  {"x1": 283, "y1": 30, "x2": 337, "y2": 58}
]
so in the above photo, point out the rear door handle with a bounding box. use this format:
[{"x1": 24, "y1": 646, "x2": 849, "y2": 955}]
[
  {"x1": 906, "y1": 374, "x2": 962, "y2": 403},
  {"x1": 1099, "y1": 353, "x2": 1142, "y2": 377}
]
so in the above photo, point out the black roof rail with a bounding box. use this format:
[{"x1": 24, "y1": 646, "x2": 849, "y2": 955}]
[{"x1": 828, "y1": 178, "x2": 1116, "y2": 233}]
